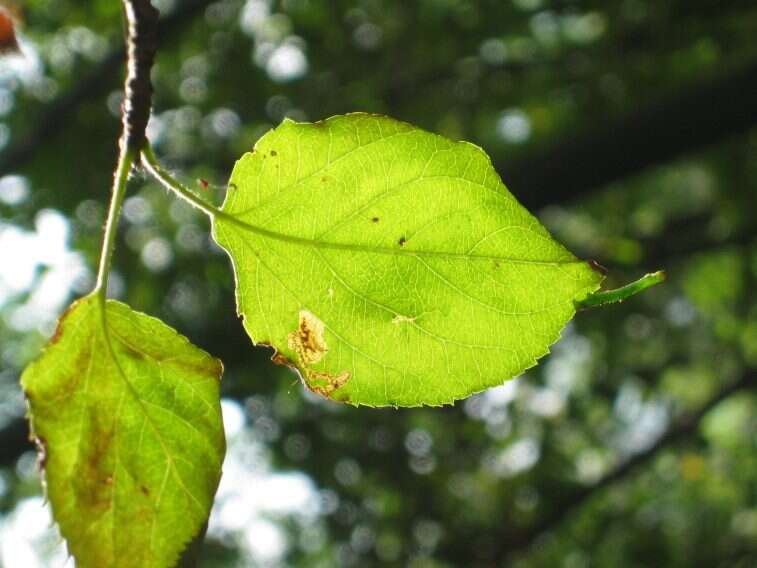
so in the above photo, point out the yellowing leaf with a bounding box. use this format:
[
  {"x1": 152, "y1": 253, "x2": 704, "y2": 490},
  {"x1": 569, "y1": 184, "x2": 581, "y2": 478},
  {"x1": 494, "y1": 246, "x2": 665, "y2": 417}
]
[
  {"x1": 213, "y1": 113, "x2": 603, "y2": 406},
  {"x1": 21, "y1": 295, "x2": 225, "y2": 568}
]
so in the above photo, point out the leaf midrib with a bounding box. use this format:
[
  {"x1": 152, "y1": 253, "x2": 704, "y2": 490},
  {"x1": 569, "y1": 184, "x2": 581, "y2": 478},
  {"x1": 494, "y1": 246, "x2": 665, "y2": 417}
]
[
  {"x1": 215, "y1": 212, "x2": 584, "y2": 267},
  {"x1": 89, "y1": 302, "x2": 205, "y2": 563}
]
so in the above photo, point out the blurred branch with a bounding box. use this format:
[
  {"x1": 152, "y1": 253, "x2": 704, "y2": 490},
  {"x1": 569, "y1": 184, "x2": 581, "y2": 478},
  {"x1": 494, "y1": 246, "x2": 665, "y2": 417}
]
[
  {"x1": 0, "y1": 416, "x2": 29, "y2": 468},
  {"x1": 504, "y1": 59, "x2": 757, "y2": 210},
  {"x1": 0, "y1": 0, "x2": 214, "y2": 177},
  {"x1": 639, "y1": 223, "x2": 757, "y2": 267},
  {"x1": 584, "y1": 214, "x2": 757, "y2": 273},
  {"x1": 500, "y1": 369, "x2": 756, "y2": 562},
  {"x1": 120, "y1": 0, "x2": 158, "y2": 152}
]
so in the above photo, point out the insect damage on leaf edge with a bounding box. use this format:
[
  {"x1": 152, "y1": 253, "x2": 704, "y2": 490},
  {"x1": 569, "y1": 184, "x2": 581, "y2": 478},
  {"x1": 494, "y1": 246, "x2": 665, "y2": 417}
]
[{"x1": 283, "y1": 310, "x2": 352, "y2": 400}]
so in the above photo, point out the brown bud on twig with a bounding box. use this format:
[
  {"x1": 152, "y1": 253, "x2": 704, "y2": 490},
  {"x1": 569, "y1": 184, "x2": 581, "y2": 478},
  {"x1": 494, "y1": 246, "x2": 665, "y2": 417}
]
[{"x1": 0, "y1": 7, "x2": 20, "y2": 55}]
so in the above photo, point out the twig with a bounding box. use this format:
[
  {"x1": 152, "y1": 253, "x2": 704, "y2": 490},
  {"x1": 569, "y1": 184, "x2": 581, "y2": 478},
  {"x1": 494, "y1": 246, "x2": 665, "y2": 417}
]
[
  {"x1": 0, "y1": 0, "x2": 214, "y2": 177},
  {"x1": 120, "y1": 0, "x2": 158, "y2": 151},
  {"x1": 503, "y1": 59, "x2": 757, "y2": 210},
  {"x1": 92, "y1": 0, "x2": 159, "y2": 299}
]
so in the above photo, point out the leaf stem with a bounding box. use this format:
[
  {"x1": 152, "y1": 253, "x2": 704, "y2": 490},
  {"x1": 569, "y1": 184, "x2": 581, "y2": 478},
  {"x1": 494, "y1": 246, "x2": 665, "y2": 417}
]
[
  {"x1": 92, "y1": 0, "x2": 159, "y2": 302},
  {"x1": 93, "y1": 147, "x2": 135, "y2": 300},
  {"x1": 141, "y1": 144, "x2": 223, "y2": 218},
  {"x1": 575, "y1": 270, "x2": 666, "y2": 309}
]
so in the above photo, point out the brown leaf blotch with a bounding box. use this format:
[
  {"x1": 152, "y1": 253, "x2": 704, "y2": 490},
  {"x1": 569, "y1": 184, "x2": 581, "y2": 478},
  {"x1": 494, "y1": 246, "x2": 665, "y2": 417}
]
[
  {"x1": 50, "y1": 303, "x2": 77, "y2": 345},
  {"x1": 286, "y1": 311, "x2": 352, "y2": 399},
  {"x1": 288, "y1": 310, "x2": 328, "y2": 366}
]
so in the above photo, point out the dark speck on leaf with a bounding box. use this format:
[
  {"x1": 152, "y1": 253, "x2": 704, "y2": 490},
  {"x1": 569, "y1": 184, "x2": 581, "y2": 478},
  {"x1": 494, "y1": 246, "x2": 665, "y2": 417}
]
[
  {"x1": 270, "y1": 150, "x2": 277, "y2": 156},
  {"x1": 122, "y1": 344, "x2": 145, "y2": 360},
  {"x1": 398, "y1": 237, "x2": 407, "y2": 246},
  {"x1": 141, "y1": 485, "x2": 150, "y2": 496},
  {"x1": 372, "y1": 217, "x2": 380, "y2": 223}
]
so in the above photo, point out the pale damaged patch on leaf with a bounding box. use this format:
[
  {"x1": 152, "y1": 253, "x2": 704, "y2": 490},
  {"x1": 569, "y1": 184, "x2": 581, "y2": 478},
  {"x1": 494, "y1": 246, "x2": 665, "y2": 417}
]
[
  {"x1": 391, "y1": 314, "x2": 417, "y2": 324},
  {"x1": 288, "y1": 310, "x2": 328, "y2": 365},
  {"x1": 287, "y1": 310, "x2": 351, "y2": 398}
]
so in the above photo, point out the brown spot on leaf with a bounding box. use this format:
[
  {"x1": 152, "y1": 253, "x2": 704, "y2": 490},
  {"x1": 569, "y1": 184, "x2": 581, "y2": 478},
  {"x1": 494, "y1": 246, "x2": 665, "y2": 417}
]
[
  {"x1": 49, "y1": 349, "x2": 89, "y2": 400},
  {"x1": 270, "y1": 150, "x2": 277, "y2": 156},
  {"x1": 74, "y1": 411, "x2": 116, "y2": 513},
  {"x1": 334, "y1": 391, "x2": 351, "y2": 404},
  {"x1": 258, "y1": 342, "x2": 301, "y2": 378},
  {"x1": 198, "y1": 178, "x2": 209, "y2": 190},
  {"x1": 49, "y1": 303, "x2": 77, "y2": 345},
  {"x1": 304, "y1": 370, "x2": 351, "y2": 399},
  {"x1": 398, "y1": 237, "x2": 407, "y2": 246},
  {"x1": 170, "y1": 356, "x2": 222, "y2": 378},
  {"x1": 271, "y1": 351, "x2": 295, "y2": 368},
  {"x1": 140, "y1": 485, "x2": 149, "y2": 496},
  {"x1": 121, "y1": 344, "x2": 145, "y2": 360},
  {"x1": 371, "y1": 217, "x2": 379, "y2": 223}
]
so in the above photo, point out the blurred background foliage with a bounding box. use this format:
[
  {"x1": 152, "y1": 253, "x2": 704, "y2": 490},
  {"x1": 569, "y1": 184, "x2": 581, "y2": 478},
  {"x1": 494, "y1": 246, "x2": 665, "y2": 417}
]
[{"x1": 0, "y1": 0, "x2": 756, "y2": 566}]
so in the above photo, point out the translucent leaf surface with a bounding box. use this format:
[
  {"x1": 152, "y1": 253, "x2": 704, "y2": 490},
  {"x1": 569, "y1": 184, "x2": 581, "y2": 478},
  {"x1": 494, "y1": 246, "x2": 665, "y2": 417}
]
[
  {"x1": 21, "y1": 295, "x2": 225, "y2": 568},
  {"x1": 213, "y1": 113, "x2": 602, "y2": 406}
]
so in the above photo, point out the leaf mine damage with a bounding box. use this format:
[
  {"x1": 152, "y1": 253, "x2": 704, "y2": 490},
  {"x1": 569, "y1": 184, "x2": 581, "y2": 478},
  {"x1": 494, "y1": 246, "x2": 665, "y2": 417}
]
[
  {"x1": 287, "y1": 310, "x2": 351, "y2": 398},
  {"x1": 288, "y1": 310, "x2": 328, "y2": 365}
]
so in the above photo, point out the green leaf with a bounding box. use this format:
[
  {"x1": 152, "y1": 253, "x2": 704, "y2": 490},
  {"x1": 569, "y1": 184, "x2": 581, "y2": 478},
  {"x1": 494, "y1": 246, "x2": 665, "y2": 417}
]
[
  {"x1": 213, "y1": 113, "x2": 602, "y2": 406},
  {"x1": 21, "y1": 295, "x2": 225, "y2": 568}
]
